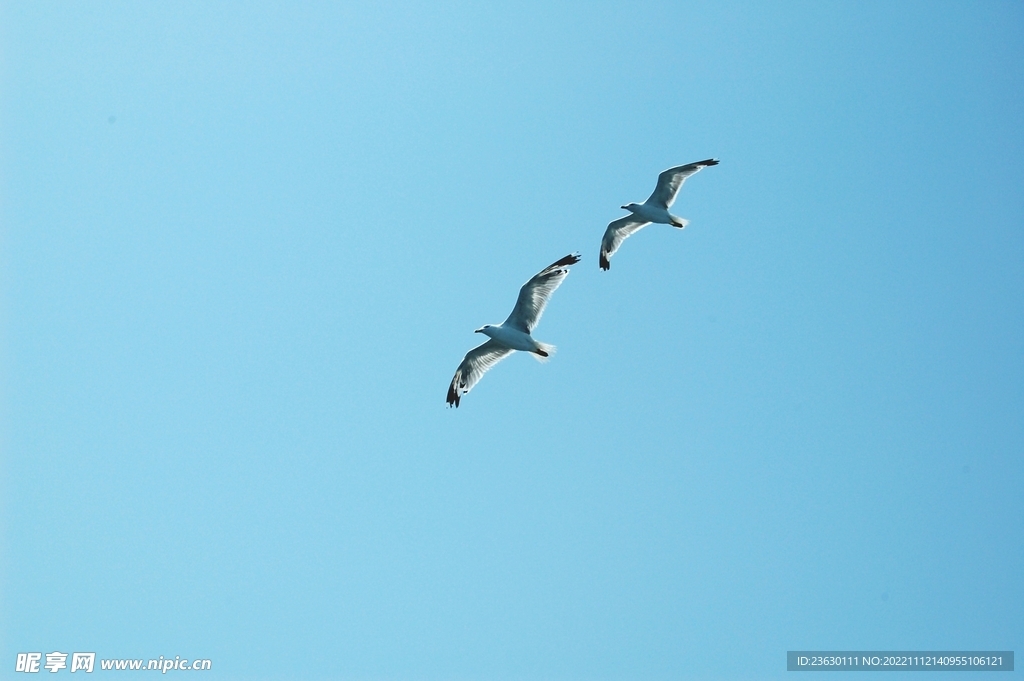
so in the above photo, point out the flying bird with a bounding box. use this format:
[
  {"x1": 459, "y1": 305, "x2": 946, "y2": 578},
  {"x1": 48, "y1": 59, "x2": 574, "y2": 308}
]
[
  {"x1": 447, "y1": 253, "x2": 581, "y2": 408},
  {"x1": 599, "y1": 158, "x2": 719, "y2": 270}
]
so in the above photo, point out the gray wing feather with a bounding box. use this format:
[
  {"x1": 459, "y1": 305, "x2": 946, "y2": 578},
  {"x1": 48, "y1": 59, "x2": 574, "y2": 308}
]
[
  {"x1": 645, "y1": 158, "x2": 719, "y2": 209},
  {"x1": 446, "y1": 339, "x2": 514, "y2": 407},
  {"x1": 599, "y1": 216, "x2": 650, "y2": 270},
  {"x1": 503, "y1": 253, "x2": 581, "y2": 333}
]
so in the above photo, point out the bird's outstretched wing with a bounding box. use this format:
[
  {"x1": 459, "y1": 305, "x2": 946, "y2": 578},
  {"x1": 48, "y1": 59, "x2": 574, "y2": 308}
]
[
  {"x1": 447, "y1": 339, "x2": 514, "y2": 408},
  {"x1": 502, "y1": 253, "x2": 581, "y2": 333},
  {"x1": 599, "y1": 216, "x2": 650, "y2": 270},
  {"x1": 645, "y1": 158, "x2": 719, "y2": 209}
]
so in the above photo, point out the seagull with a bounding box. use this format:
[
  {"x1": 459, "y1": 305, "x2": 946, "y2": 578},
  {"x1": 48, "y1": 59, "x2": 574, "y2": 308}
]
[
  {"x1": 599, "y1": 158, "x2": 719, "y2": 270},
  {"x1": 447, "y1": 253, "x2": 581, "y2": 408}
]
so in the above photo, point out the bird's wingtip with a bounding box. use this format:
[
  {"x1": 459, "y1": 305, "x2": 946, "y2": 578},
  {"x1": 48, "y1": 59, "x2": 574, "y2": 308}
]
[
  {"x1": 551, "y1": 252, "x2": 582, "y2": 268},
  {"x1": 446, "y1": 382, "x2": 461, "y2": 408}
]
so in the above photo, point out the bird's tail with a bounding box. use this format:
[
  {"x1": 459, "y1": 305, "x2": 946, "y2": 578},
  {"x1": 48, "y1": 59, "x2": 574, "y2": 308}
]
[
  {"x1": 532, "y1": 342, "x2": 556, "y2": 362},
  {"x1": 672, "y1": 217, "x2": 690, "y2": 229}
]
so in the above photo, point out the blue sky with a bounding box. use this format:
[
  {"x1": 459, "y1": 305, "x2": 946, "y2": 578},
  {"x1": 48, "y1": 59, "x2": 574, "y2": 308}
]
[{"x1": 2, "y1": 2, "x2": 1022, "y2": 679}]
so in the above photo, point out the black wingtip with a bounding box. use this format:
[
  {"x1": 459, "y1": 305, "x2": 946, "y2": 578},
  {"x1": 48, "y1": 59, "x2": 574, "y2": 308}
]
[
  {"x1": 698, "y1": 158, "x2": 720, "y2": 167},
  {"x1": 446, "y1": 383, "x2": 460, "y2": 408},
  {"x1": 599, "y1": 252, "x2": 610, "y2": 270},
  {"x1": 551, "y1": 252, "x2": 581, "y2": 268}
]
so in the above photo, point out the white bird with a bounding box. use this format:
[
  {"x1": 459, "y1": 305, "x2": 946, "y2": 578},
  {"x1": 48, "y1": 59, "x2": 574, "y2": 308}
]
[
  {"x1": 599, "y1": 158, "x2": 719, "y2": 270},
  {"x1": 447, "y1": 253, "x2": 581, "y2": 408}
]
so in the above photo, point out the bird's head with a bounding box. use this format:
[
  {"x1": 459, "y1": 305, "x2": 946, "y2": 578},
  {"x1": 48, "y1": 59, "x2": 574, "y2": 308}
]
[
  {"x1": 474, "y1": 325, "x2": 493, "y2": 334},
  {"x1": 622, "y1": 203, "x2": 639, "y2": 212}
]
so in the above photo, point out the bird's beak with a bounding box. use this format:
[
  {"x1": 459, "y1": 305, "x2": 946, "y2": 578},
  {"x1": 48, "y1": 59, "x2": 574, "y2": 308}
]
[
  {"x1": 474, "y1": 328, "x2": 483, "y2": 333},
  {"x1": 620, "y1": 205, "x2": 629, "y2": 210}
]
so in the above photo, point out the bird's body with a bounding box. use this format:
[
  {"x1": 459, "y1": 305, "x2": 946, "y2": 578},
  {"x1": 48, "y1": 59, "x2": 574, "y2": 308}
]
[
  {"x1": 447, "y1": 253, "x2": 580, "y2": 407},
  {"x1": 477, "y1": 324, "x2": 549, "y2": 355},
  {"x1": 600, "y1": 158, "x2": 719, "y2": 270},
  {"x1": 621, "y1": 202, "x2": 688, "y2": 228}
]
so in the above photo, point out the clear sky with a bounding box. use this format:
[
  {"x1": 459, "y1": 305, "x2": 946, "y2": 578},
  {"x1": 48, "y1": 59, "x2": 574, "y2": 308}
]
[{"x1": 2, "y1": 2, "x2": 1022, "y2": 679}]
